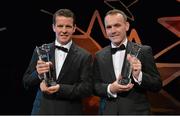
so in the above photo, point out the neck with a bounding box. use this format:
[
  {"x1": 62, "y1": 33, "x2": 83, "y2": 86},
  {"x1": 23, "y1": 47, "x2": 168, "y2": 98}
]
[{"x1": 113, "y1": 38, "x2": 126, "y2": 47}]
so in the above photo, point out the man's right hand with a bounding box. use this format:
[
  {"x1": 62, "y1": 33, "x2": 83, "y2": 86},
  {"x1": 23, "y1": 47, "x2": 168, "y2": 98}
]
[{"x1": 109, "y1": 80, "x2": 134, "y2": 94}]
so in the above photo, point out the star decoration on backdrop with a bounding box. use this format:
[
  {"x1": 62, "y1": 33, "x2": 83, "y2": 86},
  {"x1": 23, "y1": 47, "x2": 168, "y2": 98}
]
[
  {"x1": 154, "y1": 0, "x2": 180, "y2": 111},
  {"x1": 158, "y1": 16, "x2": 180, "y2": 38},
  {"x1": 104, "y1": 0, "x2": 138, "y2": 21}
]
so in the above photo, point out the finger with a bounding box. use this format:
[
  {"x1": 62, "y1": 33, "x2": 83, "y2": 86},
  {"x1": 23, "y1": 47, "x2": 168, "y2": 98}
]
[
  {"x1": 123, "y1": 84, "x2": 134, "y2": 91},
  {"x1": 37, "y1": 60, "x2": 46, "y2": 64},
  {"x1": 133, "y1": 64, "x2": 141, "y2": 71},
  {"x1": 38, "y1": 70, "x2": 49, "y2": 74},
  {"x1": 40, "y1": 81, "x2": 47, "y2": 92},
  {"x1": 48, "y1": 61, "x2": 53, "y2": 66}
]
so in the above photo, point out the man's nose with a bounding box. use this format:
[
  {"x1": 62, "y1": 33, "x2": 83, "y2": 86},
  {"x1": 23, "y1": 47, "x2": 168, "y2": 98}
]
[
  {"x1": 111, "y1": 27, "x2": 116, "y2": 34},
  {"x1": 62, "y1": 26, "x2": 67, "y2": 32}
]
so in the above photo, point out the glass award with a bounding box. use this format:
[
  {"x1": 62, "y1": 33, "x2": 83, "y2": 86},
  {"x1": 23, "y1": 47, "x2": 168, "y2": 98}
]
[
  {"x1": 36, "y1": 44, "x2": 56, "y2": 86},
  {"x1": 119, "y1": 44, "x2": 141, "y2": 85}
]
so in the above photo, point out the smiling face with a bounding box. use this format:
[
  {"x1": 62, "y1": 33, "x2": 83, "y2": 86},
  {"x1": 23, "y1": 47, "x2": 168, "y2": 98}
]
[
  {"x1": 105, "y1": 13, "x2": 129, "y2": 46},
  {"x1": 53, "y1": 16, "x2": 76, "y2": 45}
]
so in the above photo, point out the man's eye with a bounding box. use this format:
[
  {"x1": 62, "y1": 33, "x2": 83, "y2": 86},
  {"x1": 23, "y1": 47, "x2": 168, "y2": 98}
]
[
  {"x1": 114, "y1": 24, "x2": 121, "y2": 27},
  {"x1": 57, "y1": 25, "x2": 63, "y2": 28},
  {"x1": 106, "y1": 26, "x2": 111, "y2": 29},
  {"x1": 66, "y1": 25, "x2": 73, "y2": 28}
]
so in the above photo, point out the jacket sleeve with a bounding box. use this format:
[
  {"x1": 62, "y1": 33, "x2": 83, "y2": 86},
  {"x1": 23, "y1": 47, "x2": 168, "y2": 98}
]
[
  {"x1": 138, "y1": 45, "x2": 162, "y2": 92},
  {"x1": 93, "y1": 56, "x2": 109, "y2": 98},
  {"x1": 22, "y1": 49, "x2": 41, "y2": 90}
]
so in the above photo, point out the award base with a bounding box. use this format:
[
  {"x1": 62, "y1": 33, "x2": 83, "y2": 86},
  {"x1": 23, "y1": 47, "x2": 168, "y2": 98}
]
[
  {"x1": 45, "y1": 79, "x2": 57, "y2": 87},
  {"x1": 118, "y1": 78, "x2": 131, "y2": 85}
]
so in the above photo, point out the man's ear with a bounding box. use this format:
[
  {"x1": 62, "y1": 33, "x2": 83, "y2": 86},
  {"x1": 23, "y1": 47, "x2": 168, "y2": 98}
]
[
  {"x1": 125, "y1": 21, "x2": 130, "y2": 31},
  {"x1": 73, "y1": 24, "x2": 76, "y2": 33},
  {"x1": 52, "y1": 24, "x2": 55, "y2": 32}
]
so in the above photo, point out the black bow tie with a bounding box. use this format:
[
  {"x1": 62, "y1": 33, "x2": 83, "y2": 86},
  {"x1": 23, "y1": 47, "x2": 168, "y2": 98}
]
[
  {"x1": 111, "y1": 44, "x2": 126, "y2": 54},
  {"x1": 55, "y1": 46, "x2": 68, "y2": 53}
]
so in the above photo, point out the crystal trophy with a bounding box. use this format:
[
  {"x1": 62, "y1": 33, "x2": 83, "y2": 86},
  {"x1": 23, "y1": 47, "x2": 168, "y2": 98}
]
[
  {"x1": 119, "y1": 44, "x2": 141, "y2": 85},
  {"x1": 36, "y1": 44, "x2": 56, "y2": 86}
]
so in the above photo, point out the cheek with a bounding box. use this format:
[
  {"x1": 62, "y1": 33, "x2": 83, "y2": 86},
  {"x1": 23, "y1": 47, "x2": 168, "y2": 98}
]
[
  {"x1": 70, "y1": 30, "x2": 74, "y2": 34},
  {"x1": 106, "y1": 30, "x2": 111, "y2": 36},
  {"x1": 68, "y1": 29, "x2": 75, "y2": 35},
  {"x1": 54, "y1": 28, "x2": 61, "y2": 33}
]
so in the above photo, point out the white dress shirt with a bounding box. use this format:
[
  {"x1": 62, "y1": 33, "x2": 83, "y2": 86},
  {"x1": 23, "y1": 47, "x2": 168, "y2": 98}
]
[
  {"x1": 107, "y1": 38, "x2": 142, "y2": 98},
  {"x1": 55, "y1": 40, "x2": 72, "y2": 79},
  {"x1": 112, "y1": 41, "x2": 127, "y2": 80}
]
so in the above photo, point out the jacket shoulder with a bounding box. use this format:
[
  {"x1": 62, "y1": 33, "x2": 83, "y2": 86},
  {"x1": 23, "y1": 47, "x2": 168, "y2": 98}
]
[
  {"x1": 74, "y1": 44, "x2": 92, "y2": 56},
  {"x1": 95, "y1": 45, "x2": 110, "y2": 56},
  {"x1": 129, "y1": 41, "x2": 152, "y2": 51}
]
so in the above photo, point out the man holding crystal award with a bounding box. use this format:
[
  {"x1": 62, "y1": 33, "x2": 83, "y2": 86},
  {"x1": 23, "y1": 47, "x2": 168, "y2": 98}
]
[
  {"x1": 23, "y1": 9, "x2": 93, "y2": 114},
  {"x1": 93, "y1": 9, "x2": 162, "y2": 114}
]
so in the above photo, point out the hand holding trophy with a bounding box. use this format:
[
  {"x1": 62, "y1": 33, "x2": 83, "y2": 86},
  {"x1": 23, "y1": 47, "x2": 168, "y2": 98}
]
[
  {"x1": 119, "y1": 44, "x2": 141, "y2": 85},
  {"x1": 36, "y1": 44, "x2": 56, "y2": 86}
]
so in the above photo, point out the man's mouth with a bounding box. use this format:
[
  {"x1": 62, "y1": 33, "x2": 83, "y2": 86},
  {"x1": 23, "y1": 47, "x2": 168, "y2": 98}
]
[{"x1": 60, "y1": 35, "x2": 68, "y2": 37}]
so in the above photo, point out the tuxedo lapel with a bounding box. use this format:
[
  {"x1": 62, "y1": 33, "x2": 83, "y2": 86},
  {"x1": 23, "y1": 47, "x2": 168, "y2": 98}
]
[
  {"x1": 121, "y1": 42, "x2": 132, "y2": 78},
  {"x1": 102, "y1": 46, "x2": 116, "y2": 81},
  {"x1": 57, "y1": 42, "x2": 76, "y2": 82}
]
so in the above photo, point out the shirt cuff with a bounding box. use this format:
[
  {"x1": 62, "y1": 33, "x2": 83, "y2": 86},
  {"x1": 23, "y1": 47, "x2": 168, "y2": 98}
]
[
  {"x1": 107, "y1": 84, "x2": 117, "y2": 98},
  {"x1": 133, "y1": 71, "x2": 142, "y2": 85}
]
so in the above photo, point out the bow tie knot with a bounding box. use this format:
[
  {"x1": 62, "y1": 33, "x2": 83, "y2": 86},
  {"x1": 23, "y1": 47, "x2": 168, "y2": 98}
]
[
  {"x1": 111, "y1": 44, "x2": 125, "y2": 54},
  {"x1": 55, "y1": 46, "x2": 68, "y2": 53}
]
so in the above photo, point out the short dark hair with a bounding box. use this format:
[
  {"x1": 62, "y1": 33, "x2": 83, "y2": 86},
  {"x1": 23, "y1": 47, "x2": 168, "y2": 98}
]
[
  {"x1": 53, "y1": 9, "x2": 76, "y2": 25},
  {"x1": 105, "y1": 9, "x2": 127, "y2": 21}
]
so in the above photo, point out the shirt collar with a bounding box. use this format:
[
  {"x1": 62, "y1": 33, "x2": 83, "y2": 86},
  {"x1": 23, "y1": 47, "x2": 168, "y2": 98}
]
[
  {"x1": 111, "y1": 38, "x2": 127, "y2": 48},
  {"x1": 55, "y1": 40, "x2": 72, "y2": 51}
]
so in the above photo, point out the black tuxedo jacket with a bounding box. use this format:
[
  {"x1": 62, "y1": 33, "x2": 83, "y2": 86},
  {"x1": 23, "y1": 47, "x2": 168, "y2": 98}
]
[
  {"x1": 93, "y1": 41, "x2": 162, "y2": 114},
  {"x1": 23, "y1": 42, "x2": 93, "y2": 114}
]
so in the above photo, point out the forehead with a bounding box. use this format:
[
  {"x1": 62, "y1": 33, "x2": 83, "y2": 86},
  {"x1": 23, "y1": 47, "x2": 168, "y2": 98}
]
[
  {"x1": 105, "y1": 13, "x2": 124, "y2": 21},
  {"x1": 55, "y1": 16, "x2": 74, "y2": 24},
  {"x1": 105, "y1": 14, "x2": 124, "y2": 25}
]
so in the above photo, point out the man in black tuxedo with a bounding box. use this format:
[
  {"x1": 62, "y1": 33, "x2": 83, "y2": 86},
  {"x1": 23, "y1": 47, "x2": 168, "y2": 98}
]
[
  {"x1": 93, "y1": 9, "x2": 162, "y2": 114},
  {"x1": 23, "y1": 9, "x2": 93, "y2": 114}
]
